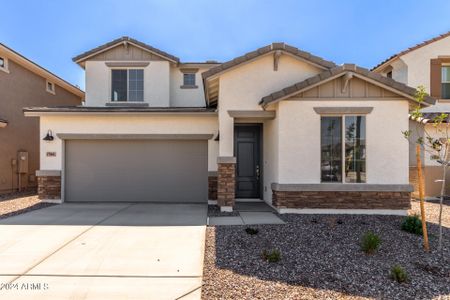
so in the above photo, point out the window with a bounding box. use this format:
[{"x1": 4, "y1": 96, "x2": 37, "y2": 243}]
[
  {"x1": 183, "y1": 73, "x2": 196, "y2": 86},
  {"x1": 441, "y1": 66, "x2": 450, "y2": 99},
  {"x1": 321, "y1": 116, "x2": 366, "y2": 183},
  {"x1": 386, "y1": 71, "x2": 392, "y2": 78},
  {"x1": 0, "y1": 56, "x2": 8, "y2": 73},
  {"x1": 111, "y1": 69, "x2": 144, "y2": 102},
  {"x1": 46, "y1": 80, "x2": 55, "y2": 94}
]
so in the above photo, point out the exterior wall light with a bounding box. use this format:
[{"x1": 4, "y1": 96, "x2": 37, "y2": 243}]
[{"x1": 43, "y1": 130, "x2": 54, "y2": 141}]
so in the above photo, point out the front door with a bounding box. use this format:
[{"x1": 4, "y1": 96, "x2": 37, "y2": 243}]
[{"x1": 234, "y1": 124, "x2": 261, "y2": 198}]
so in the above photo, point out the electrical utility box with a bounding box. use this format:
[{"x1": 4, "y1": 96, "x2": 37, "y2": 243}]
[{"x1": 17, "y1": 151, "x2": 28, "y2": 174}]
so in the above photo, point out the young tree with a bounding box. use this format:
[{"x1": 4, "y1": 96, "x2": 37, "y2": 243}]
[{"x1": 403, "y1": 86, "x2": 449, "y2": 251}]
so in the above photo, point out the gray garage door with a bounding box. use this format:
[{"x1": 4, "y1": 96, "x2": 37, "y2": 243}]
[{"x1": 65, "y1": 139, "x2": 207, "y2": 203}]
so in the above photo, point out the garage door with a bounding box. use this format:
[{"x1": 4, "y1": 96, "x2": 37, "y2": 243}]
[{"x1": 64, "y1": 139, "x2": 207, "y2": 203}]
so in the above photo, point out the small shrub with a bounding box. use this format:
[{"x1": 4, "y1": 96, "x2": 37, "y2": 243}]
[
  {"x1": 262, "y1": 249, "x2": 281, "y2": 263},
  {"x1": 360, "y1": 231, "x2": 381, "y2": 254},
  {"x1": 245, "y1": 227, "x2": 259, "y2": 235},
  {"x1": 401, "y1": 215, "x2": 423, "y2": 235},
  {"x1": 390, "y1": 265, "x2": 408, "y2": 283}
]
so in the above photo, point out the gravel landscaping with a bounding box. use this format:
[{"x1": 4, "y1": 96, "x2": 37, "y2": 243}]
[
  {"x1": 0, "y1": 192, "x2": 54, "y2": 220},
  {"x1": 202, "y1": 199, "x2": 450, "y2": 300}
]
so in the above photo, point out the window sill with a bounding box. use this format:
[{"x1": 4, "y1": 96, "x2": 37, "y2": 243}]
[
  {"x1": 0, "y1": 67, "x2": 9, "y2": 74},
  {"x1": 106, "y1": 102, "x2": 149, "y2": 107},
  {"x1": 180, "y1": 85, "x2": 198, "y2": 89},
  {"x1": 46, "y1": 89, "x2": 56, "y2": 95}
]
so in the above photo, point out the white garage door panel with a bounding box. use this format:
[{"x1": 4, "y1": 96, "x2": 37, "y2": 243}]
[{"x1": 65, "y1": 140, "x2": 207, "y2": 203}]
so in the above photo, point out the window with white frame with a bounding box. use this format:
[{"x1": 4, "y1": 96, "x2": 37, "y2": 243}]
[
  {"x1": 441, "y1": 65, "x2": 450, "y2": 99},
  {"x1": 321, "y1": 115, "x2": 366, "y2": 183},
  {"x1": 46, "y1": 81, "x2": 55, "y2": 94},
  {"x1": 111, "y1": 69, "x2": 144, "y2": 102}
]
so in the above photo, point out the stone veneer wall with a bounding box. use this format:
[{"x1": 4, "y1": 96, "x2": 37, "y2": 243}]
[
  {"x1": 37, "y1": 176, "x2": 61, "y2": 200},
  {"x1": 208, "y1": 175, "x2": 218, "y2": 200},
  {"x1": 272, "y1": 190, "x2": 411, "y2": 210},
  {"x1": 217, "y1": 163, "x2": 235, "y2": 207}
]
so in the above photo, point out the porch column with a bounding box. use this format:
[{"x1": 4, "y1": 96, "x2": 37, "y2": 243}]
[{"x1": 217, "y1": 156, "x2": 236, "y2": 211}]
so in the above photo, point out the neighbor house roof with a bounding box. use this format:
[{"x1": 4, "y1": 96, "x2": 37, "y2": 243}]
[
  {"x1": 372, "y1": 31, "x2": 450, "y2": 72},
  {"x1": 0, "y1": 43, "x2": 84, "y2": 98},
  {"x1": 412, "y1": 101, "x2": 450, "y2": 123},
  {"x1": 72, "y1": 36, "x2": 180, "y2": 65},
  {"x1": 260, "y1": 64, "x2": 436, "y2": 107},
  {"x1": 202, "y1": 42, "x2": 336, "y2": 80}
]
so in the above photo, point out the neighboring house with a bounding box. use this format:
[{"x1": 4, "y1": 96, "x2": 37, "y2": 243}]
[
  {"x1": 372, "y1": 31, "x2": 450, "y2": 198},
  {"x1": 24, "y1": 37, "x2": 436, "y2": 215},
  {"x1": 0, "y1": 43, "x2": 84, "y2": 194}
]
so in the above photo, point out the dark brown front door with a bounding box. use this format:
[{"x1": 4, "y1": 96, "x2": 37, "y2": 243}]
[{"x1": 234, "y1": 124, "x2": 261, "y2": 198}]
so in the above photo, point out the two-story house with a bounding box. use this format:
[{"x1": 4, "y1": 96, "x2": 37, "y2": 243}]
[
  {"x1": 373, "y1": 31, "x2": 450, "y2": 198},
  {"x1": 0, "y1": 43, "x2": 84, "y2": 194},
  {"x1": 25, "y1": 36, "x2": 435, "y2": 215}
]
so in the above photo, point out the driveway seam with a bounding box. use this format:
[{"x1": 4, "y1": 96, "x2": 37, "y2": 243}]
[{"x1": 7, "y1": 203, "x2": 136, "y2": 284}]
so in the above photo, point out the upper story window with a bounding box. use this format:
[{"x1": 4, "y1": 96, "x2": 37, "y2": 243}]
[
  {"x1": 0, "y1": 56, "x2": 9, "y2": 73},
  {"x1": 183, "y1": 73, "x2": 196, "y2": 86},
  {"x1": 46, "y1": 80, "x2": 55, "y2": 94},
  {"x1": 441, "y1": 65, "x2": 450, "y2": 99},
  {"x1": 321, "y1": 115, "x2": 366, "y2": 183},
  {"x1": 111, "y1": 69, "x2": 144, "y2": 102},
  {"x1": 386, "y1": 71, "x2": 392, "y2": 78},
  {"x1": 180, "y1": 68, "x2": 198, "y2": 89}
]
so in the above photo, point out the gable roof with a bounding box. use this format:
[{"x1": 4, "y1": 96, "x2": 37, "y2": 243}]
[
  {"x1": 260, "y1": 64, "x2": 436, "y2": 107},
  {"x1": 0, "y1": 43, "x2": 84, "y2": 98},
  {"x1": 72, "y1": 36, "x2": 180, "y2": 65},
  {"x1": 372, "y1": 31, "x2": 450, "y2": 71},
  {"x1": 202, "y1": 42, "x2": 336, "y2": 80}
]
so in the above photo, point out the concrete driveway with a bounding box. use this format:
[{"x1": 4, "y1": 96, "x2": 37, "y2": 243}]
[{"x1": 0, "y1": 203, "x2": 207, "y2": 300}]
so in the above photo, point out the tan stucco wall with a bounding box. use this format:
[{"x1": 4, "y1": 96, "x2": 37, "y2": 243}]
[
  {"x1": 0, "y1": 60, "x2": 82, "y2": 193},
  {"x1": 169, "y1": 65, "x2": 208, "y2": 107},
  {"x1": 85, "y1": 60, "x2": 171, "y2": 107},
  {"x1": 39, "y1": 115, "x2": 218, "y2": 171},
  {"x1": 275, "y1": 99, "x2": 410, "y2": 184},
  {"x1": 217, "y1": 53, "x2": 322, "y2": 157}
]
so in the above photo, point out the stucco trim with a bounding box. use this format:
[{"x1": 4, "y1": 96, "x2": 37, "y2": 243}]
[
  {"x1": 57, "y1": 133, "x2": 214, "y2": 140},
  {"x1": 271, "y1": 183, "x2": 413, "y2": 192},
  {"x1": 105, "y1": 62, "x2": 150, "y2": 68},
  {"x1": 36, "y1": 170, "x2": 61, "y2": 177},
  {"x1": 180, "y1": 85, "x2": 198, "y2": 89},
  {"x1": 228, "y1": 110, "x2": 276, "y2": 119},
  {"x1": 105, "y1": 102, "x2": 149, "y2": 107},
  {"x1": 313, "y1": 107, "x2": 373, "y2": 115},
  {"x1": 180, "y1": 68, "x2": 199, "y2": 73},
  {"x1": 217, "y1": 156, "x2": 236, "y2": 163},
  {"x1": 277, "y1": 208, "x2": 408, "y2": 216}
]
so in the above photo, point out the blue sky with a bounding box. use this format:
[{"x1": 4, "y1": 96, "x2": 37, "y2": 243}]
[{"x1": 1, "y1": 0, "x2": 449, "y2": 90}]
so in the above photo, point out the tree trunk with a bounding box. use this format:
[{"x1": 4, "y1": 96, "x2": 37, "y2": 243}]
[{"x1": 416, "y1": 145, "x2": 430, "y2": 252}]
